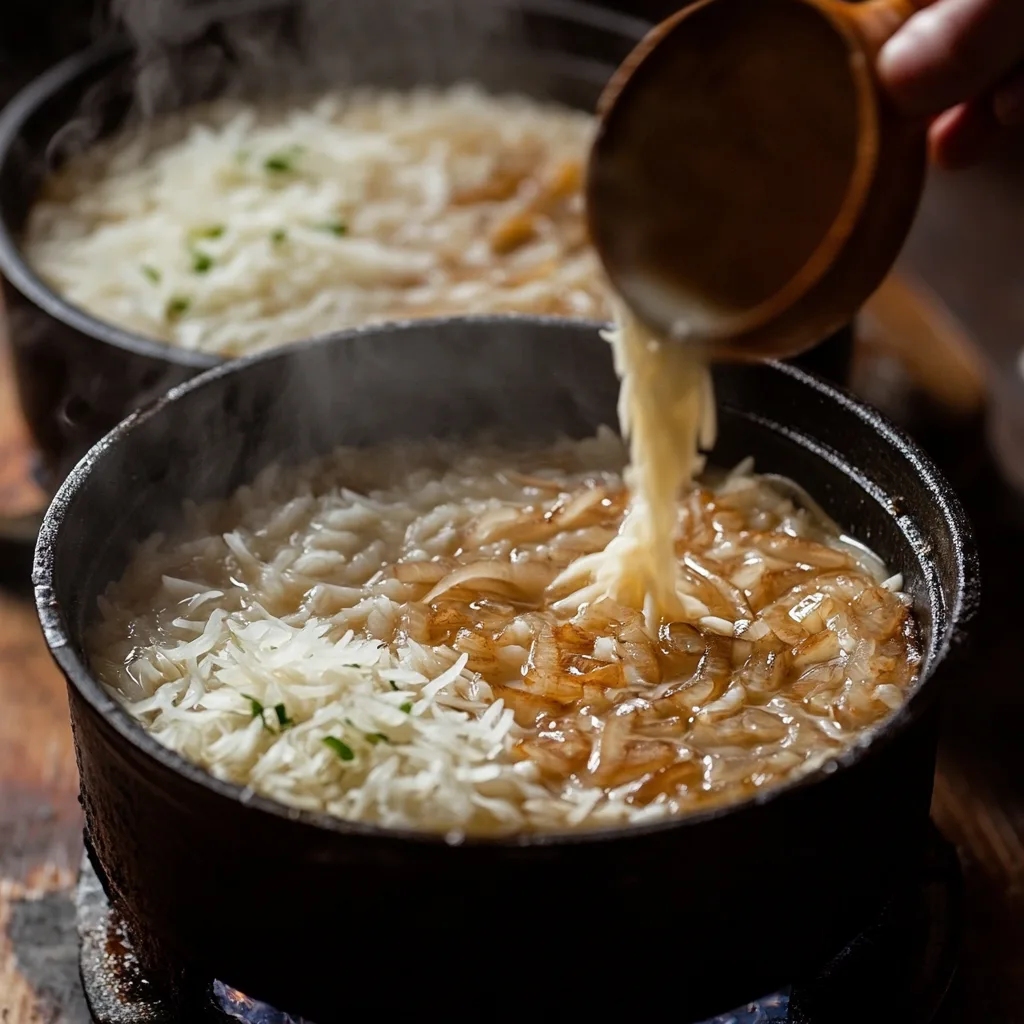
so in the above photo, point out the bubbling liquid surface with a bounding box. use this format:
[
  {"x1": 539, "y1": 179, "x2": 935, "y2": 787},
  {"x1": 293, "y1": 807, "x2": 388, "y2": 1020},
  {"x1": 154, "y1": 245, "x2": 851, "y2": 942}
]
[{"x1": 89, "y1": 429, "x2": 919, "y2": 835}]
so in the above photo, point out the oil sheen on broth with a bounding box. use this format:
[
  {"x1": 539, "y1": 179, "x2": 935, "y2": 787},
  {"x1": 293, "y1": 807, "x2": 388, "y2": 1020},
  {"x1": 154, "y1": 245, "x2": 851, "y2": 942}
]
[{"x1": 88, "y1": 309, "x2": 919, "y2": 835}]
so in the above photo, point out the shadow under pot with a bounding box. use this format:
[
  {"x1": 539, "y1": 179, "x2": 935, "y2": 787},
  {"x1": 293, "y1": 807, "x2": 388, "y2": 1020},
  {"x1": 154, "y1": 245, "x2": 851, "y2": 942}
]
[
  {"x1": 0, "y1": 0, "x2": 853, "y2": 530},
  {"x1": 34, "y1": 317, "x2": 974, "y2": 1022}
]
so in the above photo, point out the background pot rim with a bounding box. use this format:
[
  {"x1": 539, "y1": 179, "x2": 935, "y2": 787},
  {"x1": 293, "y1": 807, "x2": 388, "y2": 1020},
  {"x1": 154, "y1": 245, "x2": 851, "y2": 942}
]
[{"x1": 0, "y1": 0, "x2": 653, "y2": 370}]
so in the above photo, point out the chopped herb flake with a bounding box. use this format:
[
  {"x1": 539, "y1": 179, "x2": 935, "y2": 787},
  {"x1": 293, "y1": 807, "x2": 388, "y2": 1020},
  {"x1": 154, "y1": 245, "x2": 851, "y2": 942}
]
[
  {"x1": 274, "y1": 703, "x2": 294, "y2": 728},
  {"x1": 242, "y1": 693, "x2": 272, "y2": 731},
  {"x1": 141, "y1": 265, "x2": 161, "y2": 284},
  {"x1": 193, "y1": 224, "x2": 224, "y2": 239},
  {"x1": 319, "y1": 220, "x2": 348, "y2": 236},
  {"x1": 264, "y1": 146, "x2": 303, "y2": 174},
  {"x1": 265, "y1": 155, "x2": 292, "y2": 173},
  {"x1": 388, "y1": 680, "x2": 399, "y2": 691},
  {"x1": 165, "y1": 296, "x2": 191, "y2": 320},
  {"x1": 366, "y1": 732, "x2": 389, "y2": 745},
  {"x1": 270, "y1": 228, "x2": 287, "y2": 245},
  {"x1": 323, "y1": 736, "x2": 354, "y2": 761},
  {"x1": 192, "y1": 251, "x2": 214, "y2": 274},
  {"x1": 400, "y1": 702, "x2": 413, "y2": 714}
]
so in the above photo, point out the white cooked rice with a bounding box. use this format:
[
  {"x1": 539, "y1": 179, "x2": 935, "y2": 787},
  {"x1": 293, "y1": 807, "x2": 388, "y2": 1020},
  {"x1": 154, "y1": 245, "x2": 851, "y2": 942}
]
[{"x1": 24, "y1": 85, "x2": 605, "y2": 356}]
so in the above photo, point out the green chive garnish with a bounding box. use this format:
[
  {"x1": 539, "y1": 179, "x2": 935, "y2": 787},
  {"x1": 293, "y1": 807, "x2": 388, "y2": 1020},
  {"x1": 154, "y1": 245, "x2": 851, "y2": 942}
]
[
  {"x1": 274, "y1": 703, "x2": 293, "y2": 729},
  {"x1": 388, "y1": 680, "x2": 399, "y2": 692},
  {"x1": 366, "y1": 732, "x2": 389, "y2": 745},
  {"x1": 192, "y1": 251, "x2": 214, "y2": 274},
  {"x1": 195, "y1": 224, "x2": 224, "y2": 239},
  {"x1": 242, "y1": 693, "x2": 272, "y2": 732},
  {"x1": 323, "y1": 736, "x2": 354, "y2": 761},
  {"x1": 141, "y1": 265, "x2": 161, "y2": 284},
  {"x1": 400, "y1": 702, "x2": 413, "y2": 714},
  {"x1": 319, "y1": 220, "x2": 347, "y2": 236},
  {"x1": 165, "y1": 296, "x2": 191, "y2": 320},
  {"x1": 264, "y1": 145, "x2": 304, "y2": 175}
]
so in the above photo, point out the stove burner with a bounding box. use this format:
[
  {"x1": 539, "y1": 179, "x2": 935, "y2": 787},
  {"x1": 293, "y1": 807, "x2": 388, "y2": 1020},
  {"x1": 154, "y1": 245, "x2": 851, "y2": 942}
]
[
  {"x1": 78, "y1": 823, "x2": 963, "y2": 1024},
  {"x1": 210, "y1": 981, "x2": 791, "y2": 1024}
]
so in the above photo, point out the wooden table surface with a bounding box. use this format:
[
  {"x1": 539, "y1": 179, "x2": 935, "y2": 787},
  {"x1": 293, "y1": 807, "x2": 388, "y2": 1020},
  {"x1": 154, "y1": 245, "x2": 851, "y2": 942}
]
[{"x1": 0, "y1": 166, "x2": 1022, "y2": 1022}]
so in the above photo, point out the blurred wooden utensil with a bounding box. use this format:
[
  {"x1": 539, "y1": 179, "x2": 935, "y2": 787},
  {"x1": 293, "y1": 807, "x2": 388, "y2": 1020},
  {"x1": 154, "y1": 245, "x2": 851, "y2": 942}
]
[
  {"x1": 860, "y1": 273, "x2": 987, "y2": 416},
  {"x1": 588, "y1": 0, "x2": 929, "y2": 359}
]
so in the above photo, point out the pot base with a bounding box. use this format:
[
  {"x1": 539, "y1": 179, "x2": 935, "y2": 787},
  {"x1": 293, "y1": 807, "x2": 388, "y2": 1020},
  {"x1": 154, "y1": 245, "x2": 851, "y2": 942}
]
[{"x1": 77, "y1": 821, "x2": 964, "y2": 1024}]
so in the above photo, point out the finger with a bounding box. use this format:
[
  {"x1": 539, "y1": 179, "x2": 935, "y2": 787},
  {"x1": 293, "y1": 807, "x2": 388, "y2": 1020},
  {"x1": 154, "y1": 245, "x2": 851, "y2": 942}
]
[
  {"x1": 993, "y1": 65, "x2": 1024, "y2": 126},
  {"x1": 928, "y1": 100, "x2": 1002, "y2": 168},
  {"x1": 878, "y1": 0, "x2": 1024, "y2": 117}
]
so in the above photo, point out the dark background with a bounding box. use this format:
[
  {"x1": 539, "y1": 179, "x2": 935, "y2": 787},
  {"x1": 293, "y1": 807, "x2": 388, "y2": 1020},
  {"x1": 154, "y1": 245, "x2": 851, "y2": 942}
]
[{"x1": 0, "y1": 0, "x2": 687, "y2": 104}]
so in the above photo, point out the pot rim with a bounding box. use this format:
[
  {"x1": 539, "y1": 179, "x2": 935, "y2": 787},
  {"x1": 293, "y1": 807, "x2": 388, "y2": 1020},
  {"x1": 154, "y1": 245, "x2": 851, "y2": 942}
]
[
  {"x1": 0, "y1": 36, "x2": 217, "y2": 370},
  {"x1": 0, "y1": 0, "x2": 651, "y2": 371},
  {"x1": 31, "y1": 314, "x2": 981, "y2": 851}
]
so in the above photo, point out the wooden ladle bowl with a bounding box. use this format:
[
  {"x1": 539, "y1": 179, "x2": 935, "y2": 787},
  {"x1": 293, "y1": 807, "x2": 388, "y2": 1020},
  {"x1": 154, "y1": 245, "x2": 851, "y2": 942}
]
[{"x1": 587, "y1": 0, "x2": 929, "y2": 360}]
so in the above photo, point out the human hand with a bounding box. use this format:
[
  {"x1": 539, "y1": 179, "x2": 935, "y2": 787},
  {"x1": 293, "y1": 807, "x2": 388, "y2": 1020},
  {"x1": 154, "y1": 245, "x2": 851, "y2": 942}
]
[{"x1": 877, "y1": 0, "x2": 1024, "y2": 168}]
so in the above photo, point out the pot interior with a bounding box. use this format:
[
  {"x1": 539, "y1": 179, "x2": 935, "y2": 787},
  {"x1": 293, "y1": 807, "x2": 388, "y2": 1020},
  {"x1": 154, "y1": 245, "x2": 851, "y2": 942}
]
[{"x1": 39, "y1": 317, "x2": 975, "y2": 757}]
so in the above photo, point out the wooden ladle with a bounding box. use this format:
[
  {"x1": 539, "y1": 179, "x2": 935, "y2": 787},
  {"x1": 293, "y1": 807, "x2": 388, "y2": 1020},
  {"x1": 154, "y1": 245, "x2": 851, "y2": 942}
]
[{"x1": 587, "y1": 0, "x2": 930, "y2": 360}]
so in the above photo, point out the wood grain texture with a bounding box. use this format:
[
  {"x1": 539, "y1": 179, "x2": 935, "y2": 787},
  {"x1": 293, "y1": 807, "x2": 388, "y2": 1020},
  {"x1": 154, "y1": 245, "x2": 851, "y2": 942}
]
[
  {"x1": 0, "y1": 265, "x2": 1021, "y2": 1021},
  {"x1": 860, "y1": 273, "x2": 987, "y2": 416},
  {"x1": 0, "y1": 315, "x2": 84, "y2": 1022}
]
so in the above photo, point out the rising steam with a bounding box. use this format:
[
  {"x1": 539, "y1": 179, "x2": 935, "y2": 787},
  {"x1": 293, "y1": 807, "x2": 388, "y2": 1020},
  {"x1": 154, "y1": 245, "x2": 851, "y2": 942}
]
[{"x1": 106, "y1": 0, "x2": 519, "y2": 118}]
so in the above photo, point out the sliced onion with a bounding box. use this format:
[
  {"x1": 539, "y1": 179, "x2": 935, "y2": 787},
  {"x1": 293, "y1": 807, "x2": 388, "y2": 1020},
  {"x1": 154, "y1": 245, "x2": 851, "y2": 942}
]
[
  {"x1": 394, "y1": 560, "x2": 452, "y2": 585},
  {"x1": 452, "y1": 627, "x2": 501, "y2": 675},
  {"x1": 523, "y1": 668, "x2": 583, "y2": 704},
  {"x1": 552, "y1": 621, "x2": 595, "y2": 656},
  {"x1": 491, "y1": 684, "x2": 562, "y2": 728},
  {"x1": 463, "y1": 505, "x2": 550, "y2": 547},
  {"x1": 547, "y1": 486, "x2": 613, "y2": 530},
  {"x1": 398, "y1": 602, "x2": 432, "y2": 644},
  {"x1": 684, "y1": 553, "x2": 752, "y2": 620},
  {"x1": 747, "y1": 566, "x2": 812, "y2": 612},
  {"x1": 517, "y1": 729, "x2": 591, "y2": 779},
  {"x1": 594, "y1": 739, "x2": 676, "y2": 789},
  {"x1": 522, "y1": 625, "x2": 585, "y2": 703},
  {"x1": 852, "y1": 586, "x2": 906, "y2": 641},
  {"x1": 791, "y1": 629, "x2": 841, "y2": 670},
  {"x1": 423, "y1": 559, "x2": 553, "y2": 604},
  {"x1": 588, "y1": 711, "x2": 631, "y2": 783},
  {"x1": 738, "y1": 638, "x2": 788, "y2": 698},
  {"x1": 631, "y1": 758, "x2": 704, "y2": 806},
  {"x1": 427, "y1": 602, "x2": 473, "y2": 641},
  {"x1": 579, "y1": 660, "x2": 627, "y2": 689},
  {"x1": 697, "y1": 682, "x2": 748, "y2": 720},
  {"x1": 754, "y1": 534, "x2": 852, "y2": 570}
]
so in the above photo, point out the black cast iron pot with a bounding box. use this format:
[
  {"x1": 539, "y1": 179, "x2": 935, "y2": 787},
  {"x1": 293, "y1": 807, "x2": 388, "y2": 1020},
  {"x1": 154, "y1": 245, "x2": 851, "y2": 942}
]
[
  {"x1": 34, "y1": 317, "x2": 975, "y2": 1022},
  {"x1": 0, "y1": 0, "x2": 852, "y2": 536}
]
